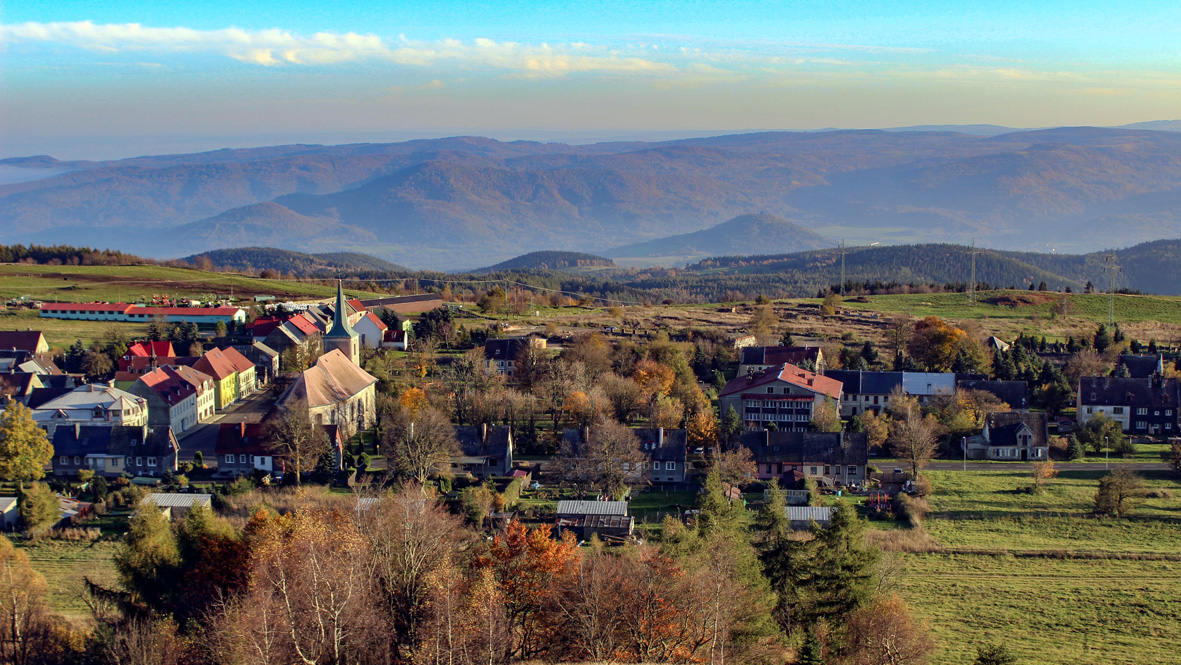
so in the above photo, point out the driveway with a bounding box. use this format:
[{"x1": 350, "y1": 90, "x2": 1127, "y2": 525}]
[{"x1": 177, "y1": 389, "x2": 276, "y2": 462}]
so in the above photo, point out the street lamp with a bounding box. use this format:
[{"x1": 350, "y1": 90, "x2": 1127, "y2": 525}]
[
  {"x1": 1104, "y1": 435, "x2": 1109, "y2": 470},
  {"x1": 963, "y1": 436, "x2": 967, "y2": 471}
]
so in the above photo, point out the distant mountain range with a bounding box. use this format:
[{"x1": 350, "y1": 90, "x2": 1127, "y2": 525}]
[
  {"x1": 3, "y1": 125, "x2": 1181, "y2": 269},
  {"x1": 476, "y1": 251, "x2": 615, "y2": 273}
]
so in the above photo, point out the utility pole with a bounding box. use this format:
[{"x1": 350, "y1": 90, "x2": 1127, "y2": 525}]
[
  {"x1": 1104, "y1": 252, "x2": 1119, "y2": 327},
  {"x1": 840, "y1": 239, "x2": 846, "y2": 298}
]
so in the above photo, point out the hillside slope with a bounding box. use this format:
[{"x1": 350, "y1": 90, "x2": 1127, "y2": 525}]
[
  {"x1": 183, "y1": 246, "x2": 408, "y2": 274},
  {"x1": 477, "y1": 251, "x2": 615, "y2": 273},
  {"x1": 607, "y1": 213, "x2": 834, "y2": 262}
]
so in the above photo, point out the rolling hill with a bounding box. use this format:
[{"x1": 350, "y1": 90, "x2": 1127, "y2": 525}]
[
  {"x1": 182, "y1": 246, "x2": 407, "y2": 275},
  {"x1": 4, "y1": 127, "x2": 1181, "y2": 268},
  {"x1": 477, "y1": 251, "x2": 615, "y2": 273},
  {"x1": 607, "y1": 213, "x2": 834, "y2": 264}
]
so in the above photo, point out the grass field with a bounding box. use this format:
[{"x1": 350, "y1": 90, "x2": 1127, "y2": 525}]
[
  {"x1": 18, "y1": 540, "x2": 120, "y2": 623},
  {"x1": 897, "y1": 554, "x2": 1181, "y2": 665},
  {"x1": 837, "y1": 290, "x2": 1181, "y2": 326}
]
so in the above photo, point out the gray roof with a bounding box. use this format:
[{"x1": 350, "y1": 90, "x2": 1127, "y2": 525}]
[
  {"x1": 1079, "y1": 376, "x2": 1178, "y2": 407},
  {"x1": 984, "y1": 412, "x2": 1049, "y2": 448},
  {"x1": 957, "y1": 380, "x2": 1030, "y2": 410},
  {"x1": 556, "y1": 500, "x2": 628, "y2": 517},
  {"x1": 454, "y1": 425, "x2": 512, "y2": 459},
  {"x1": 484, "y1": 338, "x2": 532, "y2": 361},
  {"x1": 825, "y1": 370, "x2": 904, "y2": 396},
  {"x1": 0, "y1": 497, "x2": 17, "y2": 512},
  {"x1": 1117, "y1": 354, "x2": 1163, "y2": 379},
  {"x1": 740, "y1": 346, "x2": 821, "y2": 366},
  {"x1": 634, "y1": 427, "x2": 687, "y2": 462},
  {"x1": 52, "y1": 425, "x2": 177, "y2": 459},
  {"x1": 141, "y1": 493, "x2": 212, "y2": 509},
  {"x1": 739, "y1": 431, "x2": 869, "y2": 466}
]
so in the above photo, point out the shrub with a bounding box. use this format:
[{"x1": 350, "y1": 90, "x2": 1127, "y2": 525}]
[
  {"x1": 1095, "y1": 468, "x2": 1147, "y2": 516},
  {"x1": 975, "y1": 643, "x2": 1017, "y2": 665},
  {"x1": 225, "y1": 476, "x2": 255, "y2": 495},
  {"x1": 909, "y1": 477, "x2": 933, "y2": 497},
  {"x1": 893, "y1": 494, "x2": 929, "y2": 527}
]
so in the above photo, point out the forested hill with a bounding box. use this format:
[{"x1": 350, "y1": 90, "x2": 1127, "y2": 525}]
[
  {"x1": 476, "y1": 251, "x2": 615, "y2": 273},
  {"x1": 687, "y1": 240, "x2": 1181, "y2": 296},
  {"x1": 182, "y1": 247, "x2": 408, "y2": 275}
]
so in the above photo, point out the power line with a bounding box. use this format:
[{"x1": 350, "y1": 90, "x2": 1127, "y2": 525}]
[{"x1": 969, "y1": 238, "x2": 978, "y2": 308}]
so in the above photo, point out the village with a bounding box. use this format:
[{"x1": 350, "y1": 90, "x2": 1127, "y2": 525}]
[{"x1": 1, "y1": 276, "x2": 1179, "y2": 664}]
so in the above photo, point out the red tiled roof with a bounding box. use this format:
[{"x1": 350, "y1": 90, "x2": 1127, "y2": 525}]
[
  {"x1": 219, "y1": 346, "x2": 255, "y2": 373},
  {"x1": 720, "y1": 362, "x2": 843, "y2": 400},
  {"x1": 383, "y1": 329, "x2": 406, "y2": 343},
  {"x1": 194, "y1": 348, "x2": 238, "y2": 380},
  {"x1": 136, "y1": 366, "x2": 197, "y2": 405},
  {"x1": 41, "y1": 302, "x2": 133, "y2": 313},
  {"x1": 286, "y1": 313, "x2": 320, "y2": 336},
  {"x1": 362, "y1": 311, "x2": 387, "y2": 330},
  {"x1": 128, "y1": 306, "x2": 242, "y2": 316},
  {"x1": 168, "y1": 365, "x2": 213, "y2": 391},
  {"x1": 347, "y1": 299, "x2": 366, "y2": 312},
  {"x1": 127, "y1": 341, "x2": 175, "y2": 358},
  {"x1": 215, "y1": 422, "x2": 270, "y2": 456}
]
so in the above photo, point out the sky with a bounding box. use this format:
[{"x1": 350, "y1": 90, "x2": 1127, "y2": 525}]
[{"x1": 2, "y1": 0, "x2": 1180, "y2": 159}]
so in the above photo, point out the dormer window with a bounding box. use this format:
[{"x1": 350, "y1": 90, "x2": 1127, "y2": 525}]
[{"x1": 93, "y1": 407, "x2": 104, "y2": 418}]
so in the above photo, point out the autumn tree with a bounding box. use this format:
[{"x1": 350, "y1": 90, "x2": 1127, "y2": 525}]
[
  {"x1": 264, "y1": 403, "x2": 330, "y2": 486},
  {"x1": 1064, "y1": 349, "x2": 1112, "y2": 388},
  {"x1": 0, "y1": 403, "x2": 54, "y2": 490},
  {"x1": 748, "y1": 305, "x2": 777, "y2": 340},
  {"x1": 600, "y1": 373, "x2": 644, "y2": 423},
  {"x1": 1031, "y1": 459, "x2": 1058, "y2": 491},
  {"x1": 1161, "y1": 439, "x2": 1181, "y2": 475},
  {"x1": 810, "y1": 397, "x2": 842, "y2": 433},
  {"x1": 887, "y1": 392, "x2": 941, "y2": 478},
  {"x1": 907, "y1": 317, "x2": 968, "y2": 372},
  {"x1": 114, "y1": 506, "x2": 180, "y2": 611},
  {"x1": 648, "y1": 395, "x2": 686, "y2": 429},
  {"x1": 633, "y1": 358, "x2": 676, "y2": 398},
  {"x1": 844, "y1": 594, "x2": 936, "y2": 665},
  {"x1": 687, "y1": 409, "x2": 720, "y2": 451},
  {"x1": 384, "y1": 405, "x2": 460, "y2": 485},
  {"x1": 0, "y1": 535, "x2": 55, "y2": 665},
  {"x1": 858, "y1": 409, "x2": 891, "y2": 451},
  {"x1": 1095, "y1": 468, "x2": 1147, "y2": 516}
]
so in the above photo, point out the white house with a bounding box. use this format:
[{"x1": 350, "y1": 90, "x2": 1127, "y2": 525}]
[{"x1": 33, "y1": 383, "x2": 149, "y2": 437}]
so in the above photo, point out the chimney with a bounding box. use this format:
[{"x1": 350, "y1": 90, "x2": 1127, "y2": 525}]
[
  {"x1": 582, "y1": 425, "x2": 590, "y2": 444},
  {"x1": 74, "y1": 422, "x2": 80, "y2": 439},
  {"x1": 481, "y1": 422, "x2": 488, "y2": 442},
  {"x1": 658, "y1": 427, "x2": 664, "y2": 447}
]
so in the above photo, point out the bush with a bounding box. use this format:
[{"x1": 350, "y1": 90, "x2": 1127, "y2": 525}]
[
  {"x1": 225, "y1": 476, "x2": 256, "y2": 495},
  {"x1": 893, "y1": 494, "x2": 929, "y2": 527},
  {"x1": 909, "y1": 477, "x2": 933, "y2": 497},
  {"x1": 19, "y1": 483, "x2": 60, "y2": 535}
]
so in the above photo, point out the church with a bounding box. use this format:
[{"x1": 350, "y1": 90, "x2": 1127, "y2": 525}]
[{"x1": 277, "y1": 281, "x2": 377, "y2": 436}]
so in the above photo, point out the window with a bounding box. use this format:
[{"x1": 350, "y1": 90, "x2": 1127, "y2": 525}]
[
  {"x1": 136, "y1": 457, "x2": 143, "y2": 466},
  {"x1": 74, "y1": 456, "x2": 80, "y2": 465},
  {"x1": 810, "y1": 466, "x2": 818, "y2": 474},
  {"x1": 1136, "y1": 421, "x2": 1146, "y2": 429},
  {"x1": 1168, "y1": 410, "x2": 1174, "y2": 416},
  {"x1": 1113, "y1": 407, "x2": 1124, "y2": 414},
  {"x1": 1167, "y1": 423, "x2": 1173, "y2": 430},
  {"x1": 848, "y1": 465, "x2": 856, "y2": 476},
  {"x1": 666, "y1": 461, "x2": 676, "y2": 470},
  {"x1": 766, "y1": 387, "x2": 774, "y2": 393},
  {"x1": 1087, "y1": 407, "x2": 1093, "y2": 414},
  {"x1": 824, "y1": 465, "x2": 831, "y2": 475},
  {"x1": 59, "y1": 456, "x2": 67, "y2": 465},
  {"x1": 225, "y1": 454, "x2": 234, "y2": 464},
  {"x1": 148, "y1": 457, "x2": 157, "y2": 467},
  {"x1": 239, "y1": 454, "x2": 247, "y2": 463},
  {"x1": 1137, "y1": 408, "x2": 1148, "y2": 415}
]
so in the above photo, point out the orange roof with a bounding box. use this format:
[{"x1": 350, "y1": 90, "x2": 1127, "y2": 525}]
[
  {"x1": 194, "y1": 348, "x2": 238, "y2": 380},
  {"x1": 287, "y1": 313, "x2": 320, "y2": 336},
  {"x1": 362, "y1": 311, "x2": 387, "y2": 330},
  {"x1": 720, "y1": 362, "x2": 843, "y2": 400},
  {"x1": 219, "y1": 346, "x2": 256, "y2": 373},
  {"x1": 347, "y1": 299, "x2": 366, "y2": 312}
]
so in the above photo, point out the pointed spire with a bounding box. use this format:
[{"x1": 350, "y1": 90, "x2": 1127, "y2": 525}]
[{"x1": 324, "y1": 280, "x2": 356, "y2": 339}]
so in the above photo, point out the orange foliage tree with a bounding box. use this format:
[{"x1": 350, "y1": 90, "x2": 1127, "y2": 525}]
[{"x1": 906, "y1": 316, "x2": 968, "y2": 372}]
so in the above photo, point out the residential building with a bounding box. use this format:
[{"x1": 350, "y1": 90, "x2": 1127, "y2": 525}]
[
  {"x1": 194, "y1": 348, "x2": 241, "y2": 410},
  {"x1": 232, "y1": 341, "x2": 280, "y2": 385},
  {"x1": 352, "y1": 311, "x2": 389, "y2": 350},
  {"x1": 168, "y1": 365, "x2": 216, "y2": 422},
  {"x1": 738, "y1": 430, "x2": 869, "y2": 488},
  {"x1": 382, "y1": 329, "x2": 410, "y2": 350},
  {"x1": 214, "y1": 422, "x2": 275, "y2": 477},
  {"x1": 635, "y1": 427, "x2": 688, "y2": 484},
  {"x1": 484, "y1": 337, "x2": 547, "y2": 376},
  {"x1": 452, "y1": 424, "x2": 514, "y2": 478},
  {"x1": 956, "y1": 379, "x2": 1031, "y2": 410},
  {"x1": 277, "y1": 349, "x2": 378, "y2": 433},
  {"x1": 220, "y1": 346, "x2": 258, "y2": 397},
  {"x1": 0, "y1": 349, "x2": 61, "y2": 376},
  {"x1": 0, "y1": 372, "x2": 43, "y2": 405},
  {"x1": 1077, "y1": 376, "x2": 1178, "y2": 435},
  {"x1": 0, "y1": 497, "x2": 18, "y2": 531},
  {"x1": 718, "y1": 363, "x2": 843, "y2": 431},
  {"x1": 966, "y1": 412, "x2": 1050, "y2": 461},
  {"x1": 51, "y1": 424, "x2": 179, "y2": 477},
  {"x1": 127, "y1": 366, "x2": 203, "y2": 435},
  {"x1": 140, "y1": 493, "x2": 212, "y2": 519},
  {"x1": 123, "y1": 341, "x2": 175, "y2": 360},
  {"x1": 738, "y1": 346, "x2": 826, "y2": 375},
  {"x1": 323, "y1": 281, "x2": 361, "y2": 365},
  {"x1": 825, "y1": 370, "x2": 958, "y2": 417},
  {"x1": 32, "y1": 383, "x2": 148, "y2": 436},
  {"x1": 0, "y1": 330, "x2": 49, "y2": 354}
]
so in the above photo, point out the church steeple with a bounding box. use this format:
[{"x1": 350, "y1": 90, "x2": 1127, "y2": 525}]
[{"x1": 323, "y1": 280, "x2": 359, "y2": 364}]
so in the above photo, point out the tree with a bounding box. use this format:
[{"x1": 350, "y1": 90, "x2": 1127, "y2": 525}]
[
  {"x1": 1095, "y1": 468, "x2": 1147, "y2": 516},
  {"x1": 845, "y1": 594, "x2": 936, "y2": 665},
  {"x1": 1161, "y1": 439, "x2": 1181, "y2": 475},
  {"x1": 0, "y1": 536, "x2": 60, "y2": 665},
  {"x1": 906, "y1": 317, "x2": 968, "y2": 372},
  {"x1": 17, "y1": 484, "x2": 58, "y2": 536},
  {"x1": 748, "y1": 305, "x2": 777, "y2": 339},
  {"x1": 385, "y1": 405, "x2": 460, "y2": 486},
  {"x1": 559, "y1": 418, "x2": 645, "y2": 498},
  {"x1": 820, "y1": 292, "x2": 841, "y2": 317},
  {"x1": 859, "y1": 409, "x2": 891, "y2": 451},
  {"x1": 0, "y1": 403, "x2": 54, "y2": 489},
  {"x1": 975, "y1": 642, "x2": 1018, "y2": 665},
  {"x1": 686, "y1": 409, "x2": 719, "y2": 451},
  {"x1": 722, "y1": 406, "x2": 743, "y2": 446},
  {"x1": 81, "y1": 350, "x2": 113, "y2": 380},
  {"x1": 264, "y1": 403, "x2": 330, "y2": 486},
  {"x1": 1031, "y1": 459, "x2": 1057, "y2": 490},
  {"x1": 1093, "y1": 324, "x2": 1112, "y2": 353},
  {"x1": 887, "y1": 392, "x2": 939, "y2": 478},
  {"x1": 115, "y1": 506, "x2": 180, "y2": 610},
  {"x1": 1075, "y1": 413, "x2": 1129, "y2": 456},
  {"x1": 479, "y1": 286, "x2": 507, "y2": 314},
  {"x1": 810, "y1": 397, "x2": 842, "y2": 433},
  {"x1": 1064, "y1": 350, "x2": 1112, "y2": 388},
  {"x1": 780, "y1": 330, "x2": 796, "y2": 347}
]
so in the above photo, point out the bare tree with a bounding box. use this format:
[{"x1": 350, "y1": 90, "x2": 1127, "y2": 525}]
[
  {"x1": 264, "y1": 403, "x2": 330, "y2": 486},
  {"x1": 559, "y1": 418, "x2": 646, "y2": 498},
  {"x1": 384, "y1": 405, "x2": 460, "y2": 485},
  {"x1": 887, "y1": 392, "x2": 940, "y2": 479}
]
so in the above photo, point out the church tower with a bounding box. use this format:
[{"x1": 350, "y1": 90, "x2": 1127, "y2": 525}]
[{"x1": 323, "y1": 280, "x2": 360, "y2": 365}]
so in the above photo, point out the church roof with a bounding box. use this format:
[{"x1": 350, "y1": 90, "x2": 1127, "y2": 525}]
[{"x1": 323, "y1": 281, "x2": 357, "y2": 340}]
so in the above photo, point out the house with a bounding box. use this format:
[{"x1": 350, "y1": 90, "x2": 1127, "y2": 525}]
[
  {"x1": 220, "y1": 346, "x2": 258, "y2": 397},
  {"x1": 194, "y1": 348, "x2": 241, "y2": 410},
  {"x1": 1077, "y1": 376, "x2": 1178, "y2": 435},
  {"x1": 214, "y1": 422, "x2": 275, "y2": 477},
  {"x1": 825, "y1": 370, "x2": 957, "y2": 417},
  {"x1": 738, "y1": 346, "x2": 826, "y2": 375},
  {"x1": 0, "y1": 372, "x2": 44, "y2": 405},
  {"x1": 0, "y1": 350, "x2": 61, "y2": 376},
  {"x1": 277, "y1": 349, "x2": 378, "y2": 433},
  {"x1": 484, "y1": 337, "x2": 547, "y2": 376},
  {"x1": 140, "y1": 493, "x2": 212, "y2": 519},
  {"x1": 51, "y1": 424, "x2": 179, "y2": 478},
  {"x1": 452, "y1": 424, "x2": 514, "y2": 478},
  {"x1": 1116, "y1": 354, "x2": 1164, "y2": 379},
  {"x1": 0, "y1": 330, "x2": 49, "y2": 355},
  {"x1": 985, "y1": 336, "x2": 1011, "y2": 352},
  {"x1": 382, "y1": 329, "x2": 410, "y2": 350},
  {"x1": 167, "y1": 365, "x2": 216, "y2": 423},
  {"x1": 966, "y1": 412, "x2": 1050, "y2": 461},
  {"x1": 956, "y1": 379, "x2": 1031, "y2": 410},
  {"x1": 0, "y1": 497, "x2": 18, "y2": 531},
  {"x1": 352, "y1": 311, "x2": 388, "y2": 350},
  {"x1": 738, "y1": 430, "x2": 870, "y2": 488},
  {"x1": 718, "y1": 363, "x2": 843, "y2": 431},
  {"x1": 127, "y1": 366, "x2": 204, "y2": 435},
  {"x1": 32, "y1": 383, "x2": 149, "y2": 436},
  {"x1": 357, "y1": 294, "x2": 444, "y2": 315},
  {"x1": 123, "y1": 341, "x2": 175, "y2": 361},
  {"x1": 635, "y1": 428, "x2": 688, "y2": 484},
  {"x1": 263, "y1": 313, "x2": 322, "y2": 362},
  {"x1": 232, "y1": 341, "x2": 280, "y2": 385}
]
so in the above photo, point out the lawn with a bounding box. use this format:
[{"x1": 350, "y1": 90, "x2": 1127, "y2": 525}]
[
  {"x1": 836, "y1": 290, "x2": 1181, "y2": 326},
  {"x1": 0, "y1": 308, "x2": 150, "y2": 349},
  {"x1": 897, "y1": 553, "x2": 1181, "y2": 665},
  {"x1": 18, "y1": 540, "x2": 120, "y2": 623}
]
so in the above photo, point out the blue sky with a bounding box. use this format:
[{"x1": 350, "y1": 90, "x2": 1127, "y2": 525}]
[{"x1": 2, "y1": 1, "x2": 1179, "y2": 159}]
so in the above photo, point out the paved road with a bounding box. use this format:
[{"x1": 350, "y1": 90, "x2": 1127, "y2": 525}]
[
  {"x1": 924, "y1": 461, "x2": 1169, "y2": 472},
  {"x1": 177, "y1": 389, "x2": 276, "y2": 462}
]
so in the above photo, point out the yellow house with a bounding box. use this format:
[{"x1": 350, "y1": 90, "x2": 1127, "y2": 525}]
[{"x1": 194, "y1": 348, "x2": 240, "y2": 410}]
